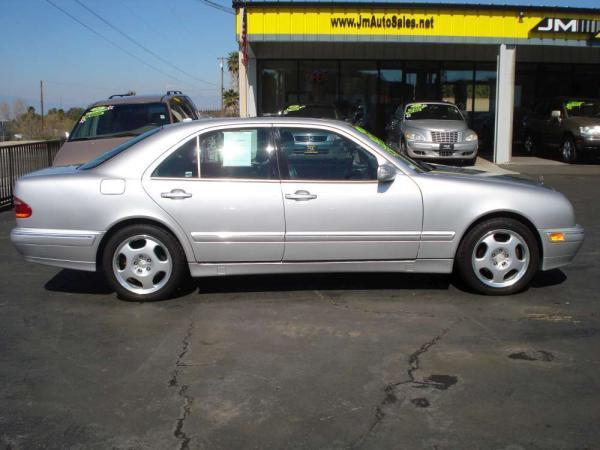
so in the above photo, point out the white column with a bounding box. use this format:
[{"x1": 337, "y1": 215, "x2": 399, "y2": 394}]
[
  {"x1": 493, "y1": 44, "x2": 516, "y2": 164},
  {"x1": 238, "y1": 51, "x2": 258, "y2": 118}
]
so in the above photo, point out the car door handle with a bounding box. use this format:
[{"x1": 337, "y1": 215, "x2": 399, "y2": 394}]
[
  {"x1": 161, "y1": 189, "x2": 192, "y2": 200},
  {"x1": 285, "y1": 190, "x2": 317, "y2": 201}
]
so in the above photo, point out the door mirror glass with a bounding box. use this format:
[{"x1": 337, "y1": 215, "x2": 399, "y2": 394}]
[
  {"x1": 551, "y1": 110, "x2": 562, "y2": 119},
  {"x1": 377, "y1": 163, "x2": 396, "y2": 183}
]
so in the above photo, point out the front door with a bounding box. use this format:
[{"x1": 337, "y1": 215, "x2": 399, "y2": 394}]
[
  {"x1": 275, "y1": 125, "x2": 423, "y2": 261},
  {"x1": 143, "y1": 126, "x2": 285, "y2": 262}
]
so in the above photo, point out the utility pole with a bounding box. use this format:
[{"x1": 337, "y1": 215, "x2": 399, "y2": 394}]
[
  {"x1": 217, "y1": 57, "x2": 225, "y2": 116},
  {"x1": 40, "y1": 80, "x2": 45, "y2": 136}
]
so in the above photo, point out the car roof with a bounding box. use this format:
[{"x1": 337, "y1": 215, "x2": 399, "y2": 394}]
[{"x1": 87, "y1": 93, "x2": 188, "y2": 108}]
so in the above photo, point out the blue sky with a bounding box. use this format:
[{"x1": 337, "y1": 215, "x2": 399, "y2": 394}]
[
  {"x1": 0, "y1": 0, "x2": 236, "y2": 111},
  {"x1": 1, "y1": 0, "x2": 598, "y2": 112}
]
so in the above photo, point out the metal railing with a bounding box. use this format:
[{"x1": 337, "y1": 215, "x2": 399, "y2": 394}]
[{"x1": 0, "y1": 140, "x2": 62, "y2": 211}]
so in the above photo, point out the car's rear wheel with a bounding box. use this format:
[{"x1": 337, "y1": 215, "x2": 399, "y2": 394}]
[
  {"x1": 455, "y1": 218, "x2": 540, "y2": 295},
  {"x1": 102, "y1": 224, "x2": 188, "y2": 301},
  {"x1": 560, "y1": 136, "x2": 578, "y2": 164}
]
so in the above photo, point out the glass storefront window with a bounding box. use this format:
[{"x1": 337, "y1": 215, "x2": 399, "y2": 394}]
[
  {"x1": 379, "y1": 62, "x2": 404, "y2": 134},
  {"x1": 340, "y1": 61, "x2": 378, "y2": 132},
  {"x1": 441, "y1": 63, "x2": 474, "y2": 122},
  {"x1": 404, "y1": 62, "x2": 439, "y2": 102},
  {"x1": 299, "y1": 61, "x2": 339, "y2": 106},
  {"x1": 473, "y1": 64, "x2": 497, "y2": 150},
  {"x1": 259, "y1": 60, "x2": 298, "y2": 115}
]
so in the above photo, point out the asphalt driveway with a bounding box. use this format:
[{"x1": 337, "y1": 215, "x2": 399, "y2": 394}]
[{"x1": 1, "y1": 165, "x2": 599, "y2": 449}]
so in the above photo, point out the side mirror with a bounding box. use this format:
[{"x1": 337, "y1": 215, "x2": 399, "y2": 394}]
[
  {"x1": 377, "y1": 163, "x2": 396, "y2": 183},
  {"x1": 551, "y1": 110, "x2": 562, "y2": 119}
]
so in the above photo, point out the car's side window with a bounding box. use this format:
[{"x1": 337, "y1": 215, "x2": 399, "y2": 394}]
[
  {"x1": 152, "y1": 137, "x2": 199, "y2": 178},
  {"x1": 277, "y1": 127, "x2": 378, "y2": 181},
  {"x1": 169, "y1": 98, "x2": 192, "y2": 123},
  {"x1": 199, "y1": 127, "x2": 277, "y2": 179}
]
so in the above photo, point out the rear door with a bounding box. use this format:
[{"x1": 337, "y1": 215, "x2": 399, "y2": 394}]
[{"x1": 143, "y1": 125, "x2": 285, "y2": 262}]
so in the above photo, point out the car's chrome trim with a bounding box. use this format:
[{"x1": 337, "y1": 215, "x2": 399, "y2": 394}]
[
  {"x1": 421, "y1": 231, "x2": 456, "y2": 241},
  {"x1": 190, "y1": 230, "x2": 455, "y2": 243},
  {"x1": 285, "y1": 231, "x2": 421, "y2": 242},
  {"x1": 11, "y1": 228, "x2": 101, "y2": 247},
  {"x1": 191, "y1": 231, "x2": 284, "y2": 242},
  {"x1": 23, "y1": 256, "x2": 96, "y2": 272}
]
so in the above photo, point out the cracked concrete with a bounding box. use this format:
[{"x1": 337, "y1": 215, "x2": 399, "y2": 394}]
[
  {"x1": 169, "y1": 319, "x2": 194, "y2": 450},
  {"x1": 1, "y1": 167, "x2": 600, "y2": 449}
]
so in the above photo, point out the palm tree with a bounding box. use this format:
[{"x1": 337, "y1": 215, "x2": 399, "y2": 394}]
[
  {"x1": 223, "y1": 89, "x2": 239, "y2": 116},
  {"x1": 227, "y1": 51, "x2": 239, "y2": 88}
]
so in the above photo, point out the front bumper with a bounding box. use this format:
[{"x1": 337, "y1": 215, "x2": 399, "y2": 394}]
[
  {"x1": 406, "y1": 140, "x2": 478, "y2": 160},
  {"x1": 10, "y1": 227, "x2": 103, "y2": 271},
  {"x1": 539, "y1": 225, "x2": 584, "y2": 271},
  {"x1": 575, "y1": 136, "x2": 600, "y2": 152}
]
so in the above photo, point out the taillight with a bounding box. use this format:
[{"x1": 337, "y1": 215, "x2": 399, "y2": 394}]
[{"x1": 14, "y1": 197, "x2": 32, "y2": 219}]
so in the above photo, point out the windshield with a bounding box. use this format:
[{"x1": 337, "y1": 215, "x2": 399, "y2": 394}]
[
  {"x1": 405, "y1": 103, "x2": 464, "y2": 121},
  {"x1": 282, "y1": 105, "x2": 339, "y2": 119},
  {"x1": 352, "y1": 126, "x2": 429, "y2": 173},
  {"x1": 79, "y1": 127, "x2": 161, "y2": 170},
  {"x1": 564, "y1": 99, "x2": 600, "y2": 118},
  {"x1": 70, "y1": 103, "x2": 169, "y2": 140}
]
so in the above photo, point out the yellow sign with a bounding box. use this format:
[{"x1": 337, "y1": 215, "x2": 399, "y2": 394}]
[{"x1": 237, "y1": 7, "x2": 600, "y2": 41}]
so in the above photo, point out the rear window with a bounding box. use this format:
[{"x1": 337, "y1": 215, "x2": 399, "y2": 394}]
[
  {"x1": 70, "y1": 103, "x2": 169, "y2": 140},
  {"x1": 79, "y1": 128, "x2": 161, "y2": 170}
]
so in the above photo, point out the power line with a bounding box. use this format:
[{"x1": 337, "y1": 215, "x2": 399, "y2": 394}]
[
  {"x1": 44, "y1": 0, "x2": 195, "y2": 89},
  {"x1": 193, "y1": 0, "x2": 235, "y2": 15},
  {"x1": 73, "y1": 0, "x2": 217, "y2": 87}
]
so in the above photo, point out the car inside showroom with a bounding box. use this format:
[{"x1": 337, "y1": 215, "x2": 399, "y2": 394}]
[{"x1": 235, "y1": 1, "x2": 600, "y2": 163}]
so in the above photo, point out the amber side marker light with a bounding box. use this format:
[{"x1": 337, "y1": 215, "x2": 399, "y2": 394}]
[
  {"x1": 548, "y1": 232, "x2": 565, "y2": 242},
  {"x1": 14, "y1": 197, "x2": 32, "y2": 219}
]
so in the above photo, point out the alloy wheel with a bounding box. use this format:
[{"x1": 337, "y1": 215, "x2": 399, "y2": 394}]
[
  {"x1": 471, "y1": 229, "x2": 530, "y2": 289},
  {"x1": 112, "y1": 234, "x2": 173, "y2": 295}
]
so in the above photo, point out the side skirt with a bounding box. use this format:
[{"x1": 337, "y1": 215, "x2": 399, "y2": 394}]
[{"x1": 188, "y1": 259, "x2": 454, "y2": 277}]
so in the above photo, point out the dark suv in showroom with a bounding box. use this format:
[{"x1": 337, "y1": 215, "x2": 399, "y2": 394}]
[
  {"x1": 53, "y1": 91, "x2": 199, "y2": 166},
  {"x1": 522, "y1": 97, "x2": 600, "y2": 163}
]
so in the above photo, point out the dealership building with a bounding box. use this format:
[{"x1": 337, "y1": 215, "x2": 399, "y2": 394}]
[{"x1": 234, "y1": 1, "x2": 600, "y2": 163}]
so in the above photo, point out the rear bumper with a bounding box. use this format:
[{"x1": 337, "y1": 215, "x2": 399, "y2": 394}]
[
  {"x1": 406, "y1": 140, "x2": 478, "y2": 160},
  {"x1": 10, "y1": 227, "x2": 103, "y2": 271},
  {"x1": 539, "y1": 225, "x2": 584, "y2": 271}
]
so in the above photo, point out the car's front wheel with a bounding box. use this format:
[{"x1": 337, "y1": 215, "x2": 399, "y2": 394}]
[
  {"x1": 560, "y1": 136, "x2": 578, "y2": 164},
  {"x1": 455, "y1": 218, "x2": 540, "y2": 295},
  {"x1": 102, "y1": 224, "x2": 188, "y2": 301}
]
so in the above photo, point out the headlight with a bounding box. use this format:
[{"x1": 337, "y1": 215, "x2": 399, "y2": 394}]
[
  {"x1": 464, "y1": 131, "x2": 478, "y2": 142},
  {"x1": 580, "y1": 126, "x2": 600, "y2": 137},
  {"x1": 404, "y1": 131, "x2": 425, "y2": 141}
]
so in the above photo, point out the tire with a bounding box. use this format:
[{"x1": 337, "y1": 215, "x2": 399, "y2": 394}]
[
  {"x1": 523, "y1": 132, "x2": 536, "y2": 155},
  {"x1": 102, "y1": 224, "x2": 189, "y2": 301},
  {"x1": 560, "y1": 136, "x2": 578, "y2": 164},
  {"x1": 455, "y1": 218, "x2": 540, "y2": 295},
  {"x1": 400, "y1": 139, "x2": 408, "y2": 156}
]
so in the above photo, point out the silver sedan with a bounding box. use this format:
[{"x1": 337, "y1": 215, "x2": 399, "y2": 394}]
[{"x1": 11, "y1": 117, "x2": 583, "y2": 301}]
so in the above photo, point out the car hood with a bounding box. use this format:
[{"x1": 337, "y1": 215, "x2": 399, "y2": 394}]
[
  {"x1": 425, "y1": 164, "x2": 548, "y2": 190},
  {"x1": 566, "y1": 116, "x2": 600, "y2": 127},
  {"x1": 404, "y1": 120, "x2": 467, "y2": 131},
  {"x1": 52, "y1": 137, "x2": 130, "y2": 166}
]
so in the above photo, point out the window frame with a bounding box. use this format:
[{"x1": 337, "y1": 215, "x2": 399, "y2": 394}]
[
  {"x1": 273, "y1": 124, "x2": 383, "y2": 183},
  {"x1": 149, "y1": 124, "x2": 280, "y2": 182}
]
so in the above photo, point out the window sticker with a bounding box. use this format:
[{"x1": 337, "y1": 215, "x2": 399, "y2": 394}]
[
  {"x1": 222, "y1": 130, "x2": 256, "y2": 167},
  {"x1": 406, "y1": 103, "x2": 426, "y2": 115},
  {"x1": 565, "y1": 100, "x2": 585, "y2": 111},
  {"x1": 284, "y1": 105, "x2": 306, "y2": 114},
  {"x1": 79, "y1": 105, "x2": 114, "y2": 123}
]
